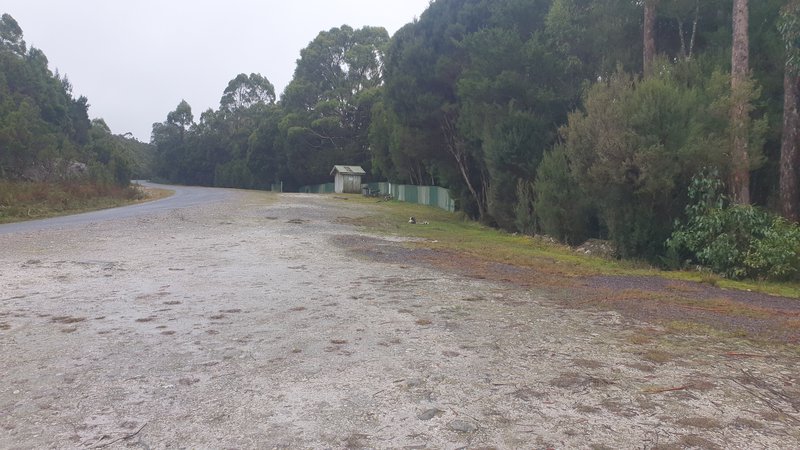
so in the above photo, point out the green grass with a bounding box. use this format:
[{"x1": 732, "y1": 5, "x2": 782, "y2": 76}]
[
  {"x1": 0, "y1": 180, "x2": 172, "y2": 224},
  {"x1": 334, "y1": 194, "x2": 800, "y2": 299}
]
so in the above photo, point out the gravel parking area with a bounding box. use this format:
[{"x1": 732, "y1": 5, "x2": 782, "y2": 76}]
[{"x1": 1, "y1": 189, "x2": 798, "y2": 448}]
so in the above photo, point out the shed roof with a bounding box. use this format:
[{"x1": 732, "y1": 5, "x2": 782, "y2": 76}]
[{"x1": 330, "y1": 165, "x2": 366, "y2": 176}]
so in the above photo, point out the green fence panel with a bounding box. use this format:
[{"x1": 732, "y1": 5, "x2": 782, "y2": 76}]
[
  {"x1": 299, "y1": 183, "x2": 334, "y2": 194},
  {"x1": 406, "y1": 185, "x2": 419, "y2": 204},
  {"x1": 433, "y1": 186, "x2": 455, "y2": 212},
  {"x1": 419, "y1": 186, "x2": 430, "y2": 207},
  {"x1": 299, "y1": 182, "x2": 454, "y2": 212}
]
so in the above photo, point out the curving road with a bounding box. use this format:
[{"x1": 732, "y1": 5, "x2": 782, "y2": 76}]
[{"x1": 0, "y1": 182, "x2": 234, "y2": 236}]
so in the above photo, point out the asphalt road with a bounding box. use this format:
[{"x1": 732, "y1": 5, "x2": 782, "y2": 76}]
[{"x1": 0, "y1": 182, "x2": 233, "y2": 236}]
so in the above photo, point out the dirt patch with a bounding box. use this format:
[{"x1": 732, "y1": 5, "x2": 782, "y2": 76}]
[
  {"x1": 673, "y1": 416, "x2": 724, "y2": 430},
  {"x1": 653, "y1": 435, "x2": 723, "y2": 450},
  {"x1": 332, "y1": 235, "x2": 800, "y2": 344},
  {"x1": 571, "y1": 358, "x2": 605, "y2": 369},
  {"x1": 50, "y1": 316, "x2": 86, "y2": 324},
  {"x1": 550, "y1": 372, "x2": 614, "y2": 390},
  {"x1": 584, "y1": 275, "x2": 800, "y2": 342}
]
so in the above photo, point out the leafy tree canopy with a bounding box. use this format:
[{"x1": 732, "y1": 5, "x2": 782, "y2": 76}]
[{"x1": 0, "y1": 13, "x2": 144, "y2": 185}]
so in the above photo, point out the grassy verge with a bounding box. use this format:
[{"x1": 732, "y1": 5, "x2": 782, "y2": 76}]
[
  {"x1": 335, "y1": 194, "x2": 800, "y2": 299},
  {"x1": 0, "y1": 180, "x2": 173, "y2": 224}
]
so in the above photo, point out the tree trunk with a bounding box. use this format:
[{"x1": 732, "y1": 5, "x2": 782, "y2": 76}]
[
  {"x1": 781, "y1": 68, "x2": 800, "y2": 222},
  {"x1": 643, "y1": 0, "x2": 658, "y2": 77},
  {"x1": 731, "y1": 0, "x2": 750, "y2": 205},
  {"x1": 441, "y1": 111, "x2": 487, "y2": 219},
  {"x1": 688, "y1": 1, "x2": 699, "y2": 60},
  {"x1": 676, "y1": 1, "x2": 700, "y2": 61}
]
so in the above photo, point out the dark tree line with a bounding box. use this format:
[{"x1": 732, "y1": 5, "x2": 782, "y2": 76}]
[
  {"x1": 151, "y1": 25, "x2": 388, "y2": 190},
  {"x1": 0, "y1": 14, "x2": 151, "y2": 185},
  {"x1": 151, "y1": 1, "x2": 799, "y2": 277}
]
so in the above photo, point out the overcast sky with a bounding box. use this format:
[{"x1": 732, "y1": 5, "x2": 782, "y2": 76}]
[{"x1": 3, "y1": 0, "x2": 432, "y2": 142}]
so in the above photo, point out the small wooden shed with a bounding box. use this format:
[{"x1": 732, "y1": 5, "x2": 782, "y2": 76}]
[{"x1": 330, "y1": 165, "x2": 366, "y2": 194}]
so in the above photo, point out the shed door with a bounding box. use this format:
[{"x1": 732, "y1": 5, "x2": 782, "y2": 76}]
[{"x1": 343, "y1": 175, "x2": 361, "y2": 193}]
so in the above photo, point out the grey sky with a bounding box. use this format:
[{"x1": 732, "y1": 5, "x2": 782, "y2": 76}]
[{"x1": 3, "y1": 0, "x2": 432, "y2": 142}]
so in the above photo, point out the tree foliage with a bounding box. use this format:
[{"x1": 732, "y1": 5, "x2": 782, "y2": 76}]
[
  {"x1": 0, "y1": 13, "x2": 145, "y2": 185},
  {"x1": 779, "y1": 1, "x2": 800, "y2": 222},
  {"x1": 541, "y1": 65, "x2": 767, "y2": 258},
  {"x1": 668, "y1": 170, "x2": 800, "y2": 280},
  {"x1": 151, "y1": 26, "x2": 388, "y2": 191},
  {"x1": 144, "y1": 1, "x2": 796, "y2": 276},
  {"x1": 281, "y1": 25, "x2": 389, "y2": 187},
  {"x1": 220, "y1": 73, "x2": 275, "y2": 113}
]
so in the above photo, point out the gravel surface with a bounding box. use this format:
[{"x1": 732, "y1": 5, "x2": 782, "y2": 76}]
[
  {"x1": 344, "y1": 239, "x2": 800, "y2": 344},
  {"x1": 1, "y1": 189, "x2": 799, "y2": 448}
]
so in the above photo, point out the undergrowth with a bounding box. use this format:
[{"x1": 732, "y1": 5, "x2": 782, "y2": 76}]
[
  {"x1": 0, "y1": 180, "x2": 150, "y2": 223},
  {"x1": 668, "y1": 170, "x2": 800, "y2": 281}
]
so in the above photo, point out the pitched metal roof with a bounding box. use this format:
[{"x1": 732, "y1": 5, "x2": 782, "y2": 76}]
[{"x1": 330, "y1": 165, "x2": 366, "y2": 176}]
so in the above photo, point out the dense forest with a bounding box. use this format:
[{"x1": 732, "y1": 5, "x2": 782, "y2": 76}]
[
  {"x1": 0, "y1": 13, "x2": 152, "y2": 186},
  {"x1": 150, "y1": 25, "x2": 389, "y2": 190},
  {"x1": 3, "y1": 2, "x2": 799, "y2": 279},
  {"x1": 151, "y1": 0, "x2": 800, "y2": 279}
]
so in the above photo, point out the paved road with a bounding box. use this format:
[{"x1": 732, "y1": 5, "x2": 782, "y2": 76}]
[{"x1": 0, "y1": 182, "x2": 233, "y2": 236}]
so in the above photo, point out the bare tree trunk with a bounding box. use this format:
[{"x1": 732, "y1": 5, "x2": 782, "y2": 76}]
[
  {"x1": 441, "y1": 111, "x2": 487, "y2": 219},
  {"x1": 781, "y1": 68, "x2": 800, "y2": 221},
  {"x1": 688, "y1": 1, "x2": 699, "y2": 59},
  {"x1": 731, "y1": 0, "x2": 750, "y2": 205},
  {"x1": 643, "y1": 0, "x2": 658, "y2": 77},
  {"x1": 677, "y1": 1, "x2": 699, "y2": 61},
  {"x1": 413, "y1": 161, "x2": 424, "y2": 187}
]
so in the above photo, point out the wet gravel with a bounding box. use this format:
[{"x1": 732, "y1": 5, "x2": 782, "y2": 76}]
[{"x1": 1, "y1": 190, "x2": 799, "y2": 448}]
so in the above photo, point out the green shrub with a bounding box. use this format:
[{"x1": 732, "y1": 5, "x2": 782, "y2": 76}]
[
  {"x1": 668, "y1": 171, "x2": 800, "y2": 280},
  {"x1": 533, "y1": 146, "x2": 592, "y2": 244},
  {"x1": 551, "y1": 69, "x2": 750, "y2": 259},
  {"x1": 745, "y1": 218, "x2": 800, "y2": 280}
]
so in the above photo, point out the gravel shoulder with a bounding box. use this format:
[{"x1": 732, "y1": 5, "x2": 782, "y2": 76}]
[{"x1": 1, "y1": 190, "x2": 799, "y2": 448}]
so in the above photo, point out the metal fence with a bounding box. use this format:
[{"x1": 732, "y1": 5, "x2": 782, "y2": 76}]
[
  {"x1": 299, "y1": 181, "x2": 455, "y2": 212},
  {"x1": 298, "y1": 183, "x2": 335, "y2": 194}
]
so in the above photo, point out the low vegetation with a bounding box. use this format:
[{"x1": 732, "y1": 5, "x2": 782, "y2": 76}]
[
  {"x1": 0, "y1": 181, "x2": 168, "y2": 223},
  {"x1": 0, "y1": 14, "x2": 155, "y2": 198},
  {"x1": 668, "y1": 171, "x2": 800, "y2": 281},
  {"x1": 339, "y1": 195, "x2": 800, "y2": 299}
]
